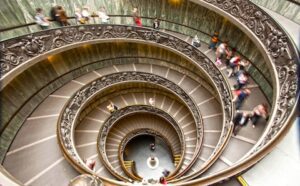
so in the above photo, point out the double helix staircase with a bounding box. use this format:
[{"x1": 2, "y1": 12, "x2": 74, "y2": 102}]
[{"x1": 0, "y1": 1, "x2": 298, "y2": 185}]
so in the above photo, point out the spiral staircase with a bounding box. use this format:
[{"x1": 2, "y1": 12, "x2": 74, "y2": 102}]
[{"x1": 0, "y1": 0, "x2": 299, "y2": 186}]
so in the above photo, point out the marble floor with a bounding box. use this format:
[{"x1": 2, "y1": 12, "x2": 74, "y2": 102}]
[{"x1": 124, "y1": 135, "x2": 175, "y2": 180}]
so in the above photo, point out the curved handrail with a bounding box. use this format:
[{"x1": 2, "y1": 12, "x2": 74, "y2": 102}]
[
  {"x1": 69, "y1": 174, "x2": 102, "y2": 186},
  {"x1": 202, "y1": 0, "x2": 299, "y2": 156},
  {"x1": 121, "y1": 160, "x2": 142, "y2": 181}
]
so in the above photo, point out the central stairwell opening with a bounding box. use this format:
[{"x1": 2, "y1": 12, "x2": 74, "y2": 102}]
[{"x1": 124, "y1": 134, "x2": 175, "y2": 180}]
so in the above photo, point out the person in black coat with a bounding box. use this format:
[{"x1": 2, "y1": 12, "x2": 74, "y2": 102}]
[
  {"x1": 50, "y1": 3, "x2": 59, "y2": 21},
  {"x1": 232, "y1": 112, "x2": 251, "y2": 136}
]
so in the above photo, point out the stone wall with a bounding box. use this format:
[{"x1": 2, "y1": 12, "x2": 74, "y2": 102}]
[{"x1": 250, "y1": 0, "x2": 300, "y2": 24}]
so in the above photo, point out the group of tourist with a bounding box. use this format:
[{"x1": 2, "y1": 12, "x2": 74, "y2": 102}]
[
  {"x1": 209, "y1": 34, "x2": 269, "y2": 136},
  {"x1": 34, "y1": 4, "x2": 111, "y2": 29},
  {"x1": 34, "y1": 5, "x2": 159, "y2": 29},
  {"x1": 36, "y1": 3, "x2": 73, "y2": 29}
]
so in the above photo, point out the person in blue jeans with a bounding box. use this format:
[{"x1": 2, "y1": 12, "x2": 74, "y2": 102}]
[
  {"x1": 233, "y1": 89, "x2": 251, "y2": 110},
  {"x1": 208, "y1": 31, "x2": 219, "y2": 49}
]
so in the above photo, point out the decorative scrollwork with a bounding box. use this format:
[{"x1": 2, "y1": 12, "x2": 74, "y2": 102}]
[
  {"x1": 0, "y1": 45, "x2": 23, "y2": 74},
  {"x1": 52, "y1": 27, "x2": 94, "y2": 48},
  {"x1": 98, "y1": 105, "x2": 185, "y2": 151},
  {"x1": 265, "y1": 22, "x2": 292, "y2": 59}
]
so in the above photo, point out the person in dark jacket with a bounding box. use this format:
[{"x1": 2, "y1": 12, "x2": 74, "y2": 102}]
[
  {"x1": 232, "y1": 112, "x2": 251, "y2": 136},
  {"x1": 56, "y1": 6, "x2": 70, "y2": 26},
  {"x1": 251, "y1": 103, "x2": 268, "y2": 128},
  {"x1": 50, "y1": 3, "x2": 59, "y2": 21}
]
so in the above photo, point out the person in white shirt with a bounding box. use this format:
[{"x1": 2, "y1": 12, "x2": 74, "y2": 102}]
[
  {"x1": 85, "y1": 159, "x2": 96, "y2": 171},
  {"x1": 107, "y1": 103, "x2": 118, "y2": 113},
  {"x1": 81, "y1": 6, "x2": 90, "y2": 23},
  {"x1": 251, "y1": 104, "x2": 268, "y2": 128},
  {"x1": 35, "y1": 8, "x2": 49, "y2": 29},
  {"x1": 149, "y1": 97, "x2": 155, "y2": 106},
  {"x1": 216, "y1": 41, "x2": 229, "y2": 59},
  {"x1": 98, "y1": 6, "x2": 110, "y2": 23},
  {"x1": 75, "y1": 8, "x2": 84, "y2": 24},
  {"x1": 191, "y1": 35, "x2": 201, "y2": 48}
]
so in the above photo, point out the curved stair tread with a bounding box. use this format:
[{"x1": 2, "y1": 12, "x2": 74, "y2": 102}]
[
  {"x1": 201, "y1": 159, "x2": 230, "y2": 177},
  {"x1": 26, "y1": 159, "x2": 78, "y2": 186},
  {"x1": 75, "y1": 132, "x2": 98, "y2": 147},
  {"x1": 198, "y1": 99, "x2": 222, "y2": 116},
  {"x1": 76, "y1": 118, "x2": 103, "y2": 131},
  {"x1": 51, "y1": 80, "x2": 84, "y2": 97},
  {"x1": 6, "y1": 116, "x2": 58, "y2": 152},
  {"x1": 3, "y1": 137, "x2": 72, "y2": 185},
  {"x1": 0, "y1": 18, "x2": 279, "y2": 185},
  {"x1": 104, "y1": 113, "x2": 182, "y2": 166},
  {"x1": 94, "y1": 66, "x2": 119, "y2": 77},
  {"x1": 220, "y1": 138, "x2": 256, "y2": 164},
  {"x1": 162, "y1": 30, "x2": 271, "y2": 179},
  {"x1": 29, "y1": 96, "x2": 68, "y2": 117}
]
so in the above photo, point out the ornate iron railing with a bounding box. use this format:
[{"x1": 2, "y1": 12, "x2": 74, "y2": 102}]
[
  {"x1": 202, "y1": 0, "x2": 298, "y2": 156},
  {"x1": 0, "y1": 25, "x2": 233, "y2": 129},
  {"x1": 122, "y1": 160, "x2": 142, "y2": 181}
]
